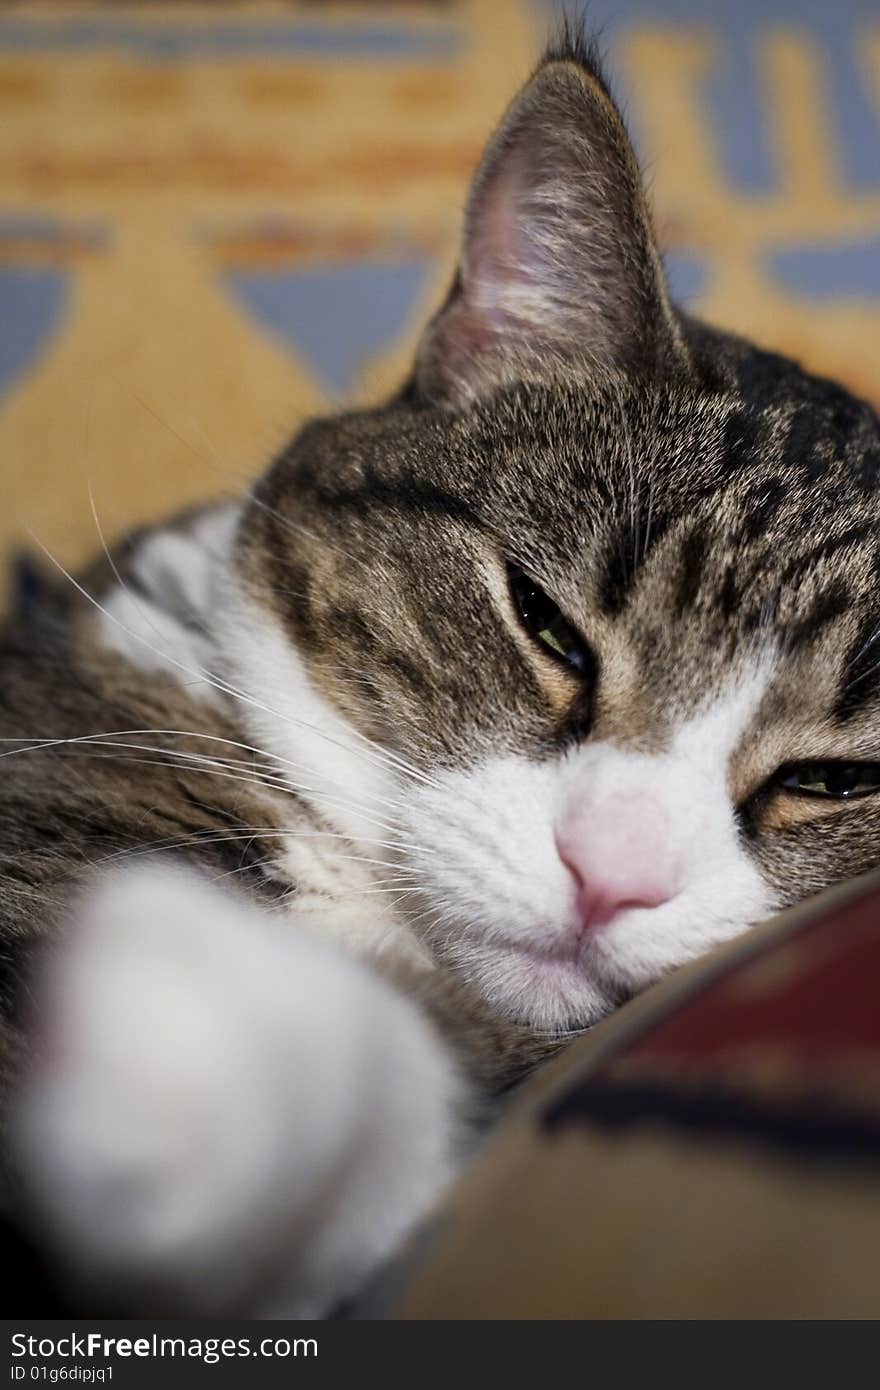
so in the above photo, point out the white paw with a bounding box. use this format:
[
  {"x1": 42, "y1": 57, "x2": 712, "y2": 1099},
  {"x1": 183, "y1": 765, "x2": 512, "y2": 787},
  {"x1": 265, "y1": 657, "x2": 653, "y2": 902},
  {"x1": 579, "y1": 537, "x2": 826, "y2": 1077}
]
[{"x1": 12, "y1": 862, "x2": 462, "y2": 1315}]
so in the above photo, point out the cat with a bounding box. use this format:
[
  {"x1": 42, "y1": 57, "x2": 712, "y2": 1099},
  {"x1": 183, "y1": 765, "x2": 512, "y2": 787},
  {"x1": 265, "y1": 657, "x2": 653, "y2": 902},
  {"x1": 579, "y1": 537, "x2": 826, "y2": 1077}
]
[{"x1": 3, "y1": 25, "x2": 880, "y2": 1317}]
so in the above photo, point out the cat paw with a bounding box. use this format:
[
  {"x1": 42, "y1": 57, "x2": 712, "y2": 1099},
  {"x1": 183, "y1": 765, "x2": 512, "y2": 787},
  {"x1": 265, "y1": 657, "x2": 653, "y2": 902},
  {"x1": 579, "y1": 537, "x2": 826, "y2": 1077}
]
[{"x1": 12, "y1": 861, "x2": 461, "y2": 1315}]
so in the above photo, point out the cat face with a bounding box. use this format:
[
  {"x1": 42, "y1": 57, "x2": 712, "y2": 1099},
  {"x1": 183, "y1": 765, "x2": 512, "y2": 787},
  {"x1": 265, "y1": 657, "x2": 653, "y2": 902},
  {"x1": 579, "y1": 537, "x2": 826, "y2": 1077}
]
[{"x1": 233, "y1": 32, "x2": 880, "y2": 1029}]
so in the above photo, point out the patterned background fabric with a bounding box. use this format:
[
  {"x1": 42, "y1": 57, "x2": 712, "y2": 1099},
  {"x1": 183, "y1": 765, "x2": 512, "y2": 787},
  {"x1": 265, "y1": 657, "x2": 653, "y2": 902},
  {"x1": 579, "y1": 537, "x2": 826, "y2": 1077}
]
[{"x1": 1, "y1": 1, "x2": 879, "y2": 602}]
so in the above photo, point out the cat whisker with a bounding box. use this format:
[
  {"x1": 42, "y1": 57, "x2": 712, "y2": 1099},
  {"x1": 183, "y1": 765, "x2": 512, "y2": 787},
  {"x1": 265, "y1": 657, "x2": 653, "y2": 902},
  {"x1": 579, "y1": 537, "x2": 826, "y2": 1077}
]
[
  {"x1": 208, "y1": 868, "x2": 425, "y2": 902},
  {"x1": 88, "y1": 481, "x2": 176, "y2": 654},
  {"x1": 641, "y1": 470, "x2": 656, "y2": 566},
  {"x1": 80, "y1": 742, "x2": 410, "y2": 839},
  {"x1": 846, "y1": 620, "x2": 880, "y2": 674},
  {"x1": 0, "y1": 733, "x2": 413, "y2": 840},
  {"x1": 842, "y1": 659, "x2": 880, "y2": 696},
  {"x1": 611, "y1": 377, "x2": 639, "y2": 575},
  {"x1": 97, "y1": 827, "x2": 417, "y2": 877},
  {"x1": 354, "y1": 880, "x2": 423, "y2": 896},
  {"x1": 185, "y1": 404, "x2": 387, "y2": 584}
]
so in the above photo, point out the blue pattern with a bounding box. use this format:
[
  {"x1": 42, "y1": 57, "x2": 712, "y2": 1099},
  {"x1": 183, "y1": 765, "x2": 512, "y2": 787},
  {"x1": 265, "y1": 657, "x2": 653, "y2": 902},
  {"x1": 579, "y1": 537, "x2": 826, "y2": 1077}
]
[
  {"x1": 767, "y1": 237, "x2": 880, "y2": 298},
  {"x1": 0, "y1": 18, "x2": 462, "y2": 62},
  {"x1": 0, "y1": 269, "x2": 68, "y2": 398},
  {"x1": 225, "y1": 260, "x2": 434, "y2": 397}
]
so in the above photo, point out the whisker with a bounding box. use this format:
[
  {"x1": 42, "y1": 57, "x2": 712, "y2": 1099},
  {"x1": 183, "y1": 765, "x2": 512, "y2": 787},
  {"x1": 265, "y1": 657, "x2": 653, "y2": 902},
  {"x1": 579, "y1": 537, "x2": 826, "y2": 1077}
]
[
  {"x1": 846, "y1": 621, "x2": 880, "y2": 675},
  {"x1": 0, "y1": 732, "x2": 415, "y2": 840},
  {"x1": 0, "y1": 724, "x2": 409, "y2": 819},
  {"x1": 181, "y1": 404, "x2": 385, "y2": 584},
  {"x1": 87, "y1": 481, "x2": 174, "y2": 652},
  {"x1": 41, "y1": 751, "x2": 433, "y2": 856},
  {"x1": 97, "y1": 827, "x2": 413, "y2": 873}
]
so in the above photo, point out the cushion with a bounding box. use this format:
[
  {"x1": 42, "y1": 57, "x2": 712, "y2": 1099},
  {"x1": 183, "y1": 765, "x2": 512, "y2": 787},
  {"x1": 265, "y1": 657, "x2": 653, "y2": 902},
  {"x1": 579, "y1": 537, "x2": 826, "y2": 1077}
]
[{"x1": 395, "y1": 872, "x2": 880, "y2": 1318}]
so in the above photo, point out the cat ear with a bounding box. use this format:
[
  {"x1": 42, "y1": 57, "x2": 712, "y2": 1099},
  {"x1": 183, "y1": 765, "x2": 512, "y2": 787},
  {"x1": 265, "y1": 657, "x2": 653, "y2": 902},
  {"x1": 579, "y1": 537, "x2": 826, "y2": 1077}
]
[{"x1": 414, "y1": 33, "x2": 685, "y2": 406}]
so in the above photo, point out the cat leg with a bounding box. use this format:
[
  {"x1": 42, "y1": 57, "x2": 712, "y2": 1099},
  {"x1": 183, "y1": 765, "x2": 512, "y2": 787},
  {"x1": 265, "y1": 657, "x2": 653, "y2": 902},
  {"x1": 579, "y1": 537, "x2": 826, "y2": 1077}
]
[{"x1": 11, "y1": 861, "x2": 465, "y2": 1317}]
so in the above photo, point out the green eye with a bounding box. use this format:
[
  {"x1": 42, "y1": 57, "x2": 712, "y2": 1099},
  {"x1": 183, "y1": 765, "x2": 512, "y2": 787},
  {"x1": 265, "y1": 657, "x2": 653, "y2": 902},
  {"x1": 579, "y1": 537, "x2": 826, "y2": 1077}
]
[
  {"x1": 779, "y1": 762, "x2": 880, "y2": 800},
  {"x1": 507, "y1": 565, "x2": 593, "y2": 676}
]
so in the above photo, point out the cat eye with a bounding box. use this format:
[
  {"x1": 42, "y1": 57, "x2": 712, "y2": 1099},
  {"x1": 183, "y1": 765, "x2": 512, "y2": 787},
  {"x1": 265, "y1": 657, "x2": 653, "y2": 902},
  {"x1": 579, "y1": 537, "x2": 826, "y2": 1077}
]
[
  {"x1": 507, "y1": 565, "x2": 593, "y2": 675},
  {"x1": 778, "y1": 762, "x2": 880, "y2": 800}
]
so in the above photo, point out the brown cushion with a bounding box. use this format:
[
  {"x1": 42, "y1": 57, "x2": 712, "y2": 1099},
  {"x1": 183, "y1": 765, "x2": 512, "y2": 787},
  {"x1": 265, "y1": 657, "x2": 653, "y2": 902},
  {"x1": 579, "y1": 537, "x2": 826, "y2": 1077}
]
[{"x1": 396, "y1": 872, "x2": 880, "y2": 1318}]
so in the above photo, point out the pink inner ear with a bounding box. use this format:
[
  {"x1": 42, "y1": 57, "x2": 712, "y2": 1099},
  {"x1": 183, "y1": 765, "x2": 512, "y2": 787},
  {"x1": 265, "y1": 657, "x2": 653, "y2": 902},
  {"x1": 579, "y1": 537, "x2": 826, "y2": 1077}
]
[{"x1": 466, "y1": 153, "x2": 546, "y2": 337}]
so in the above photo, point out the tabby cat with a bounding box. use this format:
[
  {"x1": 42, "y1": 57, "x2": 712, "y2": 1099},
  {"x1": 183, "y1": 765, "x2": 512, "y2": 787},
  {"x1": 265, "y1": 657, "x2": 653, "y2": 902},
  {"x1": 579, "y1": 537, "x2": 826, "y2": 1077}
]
[{"x1": 3, "y1": 29, "x2": 880, "y2": 1316}]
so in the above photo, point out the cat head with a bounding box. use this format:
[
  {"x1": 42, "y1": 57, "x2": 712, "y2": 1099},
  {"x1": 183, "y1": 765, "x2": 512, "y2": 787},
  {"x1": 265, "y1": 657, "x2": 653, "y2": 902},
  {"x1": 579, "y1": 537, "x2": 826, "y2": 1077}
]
[{"x1": 230, "y1": 31, "x2": 880, "y2": 1029}]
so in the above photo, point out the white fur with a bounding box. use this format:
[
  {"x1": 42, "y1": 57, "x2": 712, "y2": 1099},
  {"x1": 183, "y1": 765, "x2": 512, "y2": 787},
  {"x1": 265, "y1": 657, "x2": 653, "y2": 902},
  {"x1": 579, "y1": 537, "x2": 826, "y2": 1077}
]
[
  {"x1": 403, "y1": 664, "x2": 777, "y2": 1029},
  {"x1": 96, "y1": 504, "x2": 240, "y2": 705},
  {"x1": 13, "y1": 863, "x2": 462, "y2": 1318},
  {"x1": 219, "y1": 574, "x2": 396, "y2": 847},
  {"x1": 216, "y1": 576, "x2": 433, "y2": 969}
]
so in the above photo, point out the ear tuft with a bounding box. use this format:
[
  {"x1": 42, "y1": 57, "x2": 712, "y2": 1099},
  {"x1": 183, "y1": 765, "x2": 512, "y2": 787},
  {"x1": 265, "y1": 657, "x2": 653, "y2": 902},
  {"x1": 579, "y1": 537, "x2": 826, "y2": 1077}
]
[{"x1": 541, "y1": 15, "x2": 608, "y2": 80}]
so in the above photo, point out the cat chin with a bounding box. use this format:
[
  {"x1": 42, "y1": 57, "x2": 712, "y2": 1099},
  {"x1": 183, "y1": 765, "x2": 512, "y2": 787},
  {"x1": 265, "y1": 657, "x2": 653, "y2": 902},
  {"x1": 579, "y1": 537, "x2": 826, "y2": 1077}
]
[
  {"x1": 448, "y1": 936, "x2": 619, "y2": 1033},
  {"x1": 435, "y1": 889, "x2": 767, "y2": 1031}
]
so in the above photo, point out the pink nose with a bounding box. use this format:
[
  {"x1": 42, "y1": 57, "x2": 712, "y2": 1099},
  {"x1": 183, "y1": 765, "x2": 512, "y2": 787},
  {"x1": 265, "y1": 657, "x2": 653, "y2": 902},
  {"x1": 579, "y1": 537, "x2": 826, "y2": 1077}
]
[{"x1": 555, "y1": 795, "x2": 679, "y2": 931}]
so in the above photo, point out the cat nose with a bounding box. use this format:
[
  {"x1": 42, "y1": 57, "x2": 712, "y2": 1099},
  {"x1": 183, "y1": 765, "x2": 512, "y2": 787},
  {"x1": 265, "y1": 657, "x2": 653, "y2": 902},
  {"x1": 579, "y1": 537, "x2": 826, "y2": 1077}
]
[{"x1": 555, "y1": 794, "x2": 680, "y2": 930}]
